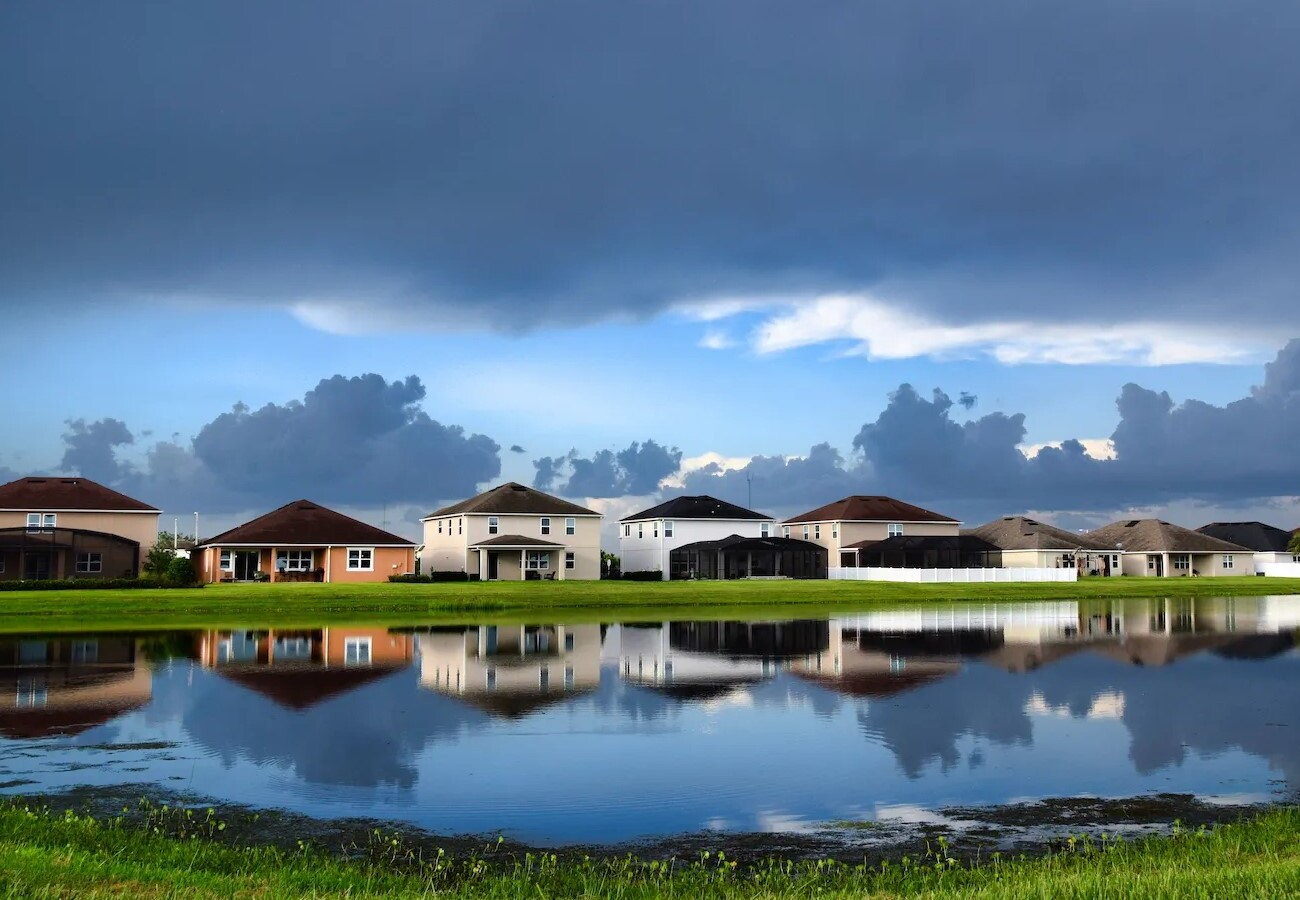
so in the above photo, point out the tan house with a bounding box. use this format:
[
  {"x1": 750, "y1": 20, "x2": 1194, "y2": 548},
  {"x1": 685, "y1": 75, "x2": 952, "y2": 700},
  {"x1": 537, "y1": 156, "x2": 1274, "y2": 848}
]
[
  {"x1": 965, "y1": 516, "x2": 1121, "y2": 574},
  {"x1": 193, "y1": 500, "x2": 416, "y2": 583},
  {"x1": 783, "y1": 495, "x2": 960, "y2": 567},
  {"x1": 0, "y1": 476, "x2": 160, "y2": 580},
  {"x1": 1084, "y1": 519, "x2": 1254, "y2": 577},
  {"x1": 421, "y1": 483, "x2": 602, "y2": 580}
]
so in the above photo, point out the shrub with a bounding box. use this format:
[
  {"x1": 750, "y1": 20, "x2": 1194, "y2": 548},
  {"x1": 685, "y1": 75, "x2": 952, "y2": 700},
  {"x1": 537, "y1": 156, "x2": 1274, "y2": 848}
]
[
  {"x1": 620, "y1": 570, "x2": 663, "y2": 581},
  {"x1": 388, "y1": 571, "x2": 470, "y2": 583},
  {"x1": 165, "y1": 556, "x2": 198, "y2": 586}
]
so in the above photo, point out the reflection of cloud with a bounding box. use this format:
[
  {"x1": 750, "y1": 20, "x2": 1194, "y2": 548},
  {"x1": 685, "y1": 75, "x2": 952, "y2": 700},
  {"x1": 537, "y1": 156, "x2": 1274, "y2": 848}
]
[
  {"x1": 755, "y1": 811, "x2": 814, "y2": 834},
  {"x1": 1025, "y1": 689, "x2": 1125, "y2": 720}
]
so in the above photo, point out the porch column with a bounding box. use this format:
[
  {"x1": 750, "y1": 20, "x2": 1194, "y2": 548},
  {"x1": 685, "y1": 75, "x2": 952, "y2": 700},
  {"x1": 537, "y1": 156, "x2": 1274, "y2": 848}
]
[
  {"x1": 1163, "y1": 552, "x2": 1170, "y2": 578},
  {"x1": 558, "y1": 549, "x2": 566, "y2": 580},
  {"x1": 478, "y1": 547, "x2": 486, "y2": 580},
  {"x1": 774, "y1": 552, "x2": 782, "y2": 577},
  {"x1": 746, "y1": 551, "x2": 752, "y2": 577},
  {"x1": 521, "y1": 549, "x2": 527, "y2": 580},
  {"x1": 271, "y1": 546, "x2": 278, "y2": 582}
]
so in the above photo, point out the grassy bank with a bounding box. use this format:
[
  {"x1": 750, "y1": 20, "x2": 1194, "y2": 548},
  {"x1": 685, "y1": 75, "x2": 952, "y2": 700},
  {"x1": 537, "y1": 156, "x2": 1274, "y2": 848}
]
[
  {"x1": 1, "y1": 803, "x2": 1298, "y2": 898},
  {"x1": 0, "y1": 577, "x2": 1298, "y2": 634}
]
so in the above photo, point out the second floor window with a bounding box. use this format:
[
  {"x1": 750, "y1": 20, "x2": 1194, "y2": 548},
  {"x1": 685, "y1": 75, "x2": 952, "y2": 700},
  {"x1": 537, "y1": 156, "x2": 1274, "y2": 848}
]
[
  {"x1": 638, "y1": 523, "x2": 643, "y2": 539},
  {"x1": 488, "y1": 516, "x2": 499, "y2": 535},
  {"x1": 664, "y1": 520, "x2": 674, "y2": 538},
  {"x1": 624, "y1": 524, "x2": 630, "y2": 537},
  {"x1": 814, "y1": 524, "x2": 821, "y2": 539},
  {"x1": 566, "y1": 517, "x2": 576, "y2": 535},
  {"x1": 760, "y1": 523, "x2": 770, "y2": 538},
  {"x1": 27, "y1": 512, "x2": 56, "y2": 531},
  {"x1": 540, "y1": 517, "x2": 551, "y2": 535},
  {"x1": 887, "y1": 524, "x2": 904, "y2": 537}
]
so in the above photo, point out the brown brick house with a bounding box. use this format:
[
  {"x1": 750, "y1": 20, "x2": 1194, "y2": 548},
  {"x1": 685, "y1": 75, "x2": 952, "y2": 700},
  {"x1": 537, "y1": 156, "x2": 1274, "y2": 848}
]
[{"x1": 193, "y1": 500, "x2": 416, "y2": 583}]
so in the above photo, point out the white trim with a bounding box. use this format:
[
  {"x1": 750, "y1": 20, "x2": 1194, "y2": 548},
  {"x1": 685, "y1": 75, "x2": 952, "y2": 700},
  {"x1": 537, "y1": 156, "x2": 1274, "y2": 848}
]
[
  {"x1": 420, "y1": 511, "x2": 602, "y2": 522},
  {"x1": 346, "y1": 547, "x2": 374, "y2": 571},
  {"x1": 782, "y1": 518, "x2": 962, "y2": 526},
  {"x1": 0, "y1": 507, "x2": 160, "y2": 514},
  {"x1": 619, "y1": 516, "x2": 777, "y2": 525},
  {"x1": 197, "y1": 542, "x2": 413, "y2": 549},
  {"x1": 343, "y1": 636, "x2": 372, "y2": 666}
]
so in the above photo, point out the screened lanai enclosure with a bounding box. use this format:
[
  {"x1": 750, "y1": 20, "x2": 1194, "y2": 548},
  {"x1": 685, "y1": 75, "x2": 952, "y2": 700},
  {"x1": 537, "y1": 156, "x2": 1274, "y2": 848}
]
[
  {"x1": 669, "y1": 535, "x2": 828, "y2": 580},
  {"x1": 846, "y1": 535, "x2": 1002, "y2": 569},
  {"x1": 0, "y1": 527, "x2": 141, "y2": 581}
]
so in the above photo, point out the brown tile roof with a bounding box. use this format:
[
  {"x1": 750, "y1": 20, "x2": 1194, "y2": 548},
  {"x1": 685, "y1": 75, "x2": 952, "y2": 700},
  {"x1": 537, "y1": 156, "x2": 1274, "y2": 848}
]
[
  {"x1": 0, "y1": 476, "x2": 158, "y2": 512},
  {"x1": 199, "y1": 500, "x2": 415, "y2": 547},
  {"x1": 784, "y1": 495, "x2": 957, "y2": 525},
  {"x1": 468, "y1": 534, "x2": 566, "y2": 548},
  {"x1": 424, "y1": 482, "x2": 600, "y2": 519},
  {"x1": 217, "y1": 666, "x2": 405, "y2": 710},
  {"x1": 1084, "y1": 519, "x2": 1250, "y2": 554},
  {"x1": 964, "y1": 516, "x2": 1108, "y2": 551}
]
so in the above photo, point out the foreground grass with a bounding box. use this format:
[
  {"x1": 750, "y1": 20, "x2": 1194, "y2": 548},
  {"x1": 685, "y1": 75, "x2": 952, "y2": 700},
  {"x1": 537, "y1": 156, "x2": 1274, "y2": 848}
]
[
  {"x1": 1, "y1": 803, "x2": 1298, "y2": 898},
  {"x1": 1, "y1": 577, "x2": 1298, "y2": 634}
]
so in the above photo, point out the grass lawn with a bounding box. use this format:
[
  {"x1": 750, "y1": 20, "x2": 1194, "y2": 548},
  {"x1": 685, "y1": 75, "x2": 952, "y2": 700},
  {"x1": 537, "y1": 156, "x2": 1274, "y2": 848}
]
[
  {"x1": 0, "y1": 576, "x2": 1298, "y2": 634},
  {"x1": 1, "y1": 802, "x2": 1298, "y2": 898}
]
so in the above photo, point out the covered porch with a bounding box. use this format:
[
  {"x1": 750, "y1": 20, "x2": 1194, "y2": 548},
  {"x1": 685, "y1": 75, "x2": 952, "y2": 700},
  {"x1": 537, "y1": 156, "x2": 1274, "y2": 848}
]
[
  {"x1": 669, "y1": 535, "x2": 827, "y2": 580},
  {"x1": 468, "y1": 535, "x2": 568, "y2": 581},
  {"x1": 845, "y1": 535, "x2": 1002, "y2": 569},
  {"x1": 0, "y1": 527, "x2": 140, "y2": 581}
]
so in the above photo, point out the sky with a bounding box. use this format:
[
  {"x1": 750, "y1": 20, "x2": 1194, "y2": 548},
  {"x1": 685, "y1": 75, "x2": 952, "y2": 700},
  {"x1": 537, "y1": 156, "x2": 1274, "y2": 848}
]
[{"x1": 2, "y1": 0, "x2": 1298, "y2": 545}]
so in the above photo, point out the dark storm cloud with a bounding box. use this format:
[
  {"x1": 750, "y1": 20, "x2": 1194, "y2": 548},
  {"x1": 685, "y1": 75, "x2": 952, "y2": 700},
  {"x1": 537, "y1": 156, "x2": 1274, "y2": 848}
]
[
  {"x1": 2, "y1": 1, "x2": 1299, "y2": 328},
  {"x1": 51, "y1": 374, "x2": 500, "y2": 514},
  {"x1": 533, "y1": 440, "x2": 682, "y2": 498},
  {"x1": 681, "y1": 341, "x2": 1300, "y2": 520},
  {"x1": 509, "y1": 445, "x2": 526, "y2": 454}
]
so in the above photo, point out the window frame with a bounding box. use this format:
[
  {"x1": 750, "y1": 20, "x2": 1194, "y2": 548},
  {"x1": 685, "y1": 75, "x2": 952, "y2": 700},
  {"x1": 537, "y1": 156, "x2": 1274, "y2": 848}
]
[
  {"x1": 276, "y1": 549, "x2": 314, "y2": 572},
  {"x1": 803, "y1": 525, "x2": 809, "y2": 540},
  {"x1": 343, "y1": 637, "x2": 372, "y2": 667},
  {"x1": 219, "y1": 550, "x2": 234, "y2": 572},
  {"x1": 760, "y1": 523, "x2": 770, "y2": 538},
  {"x1": 664, "y1": 520, "x2": 674, "y2": 538},
  {"x1": 1172, "y1": 554, "x2": 1191, "y2": 571},
  {"x1": 540, "y1": 517, "x2": 551, "y2": 535},
  {"x1": 565, "y1": 517, "x2": 576, "y2": 535},
  {"x1": 887, "y1": 523, "x2": 904, "y2": 538},
  {"x1": 783, "y1": 526, "x2": 790, "y2": 538},
  {"x1": 565, "y1": 551, "x2": 575, "y2": 570},
  {"x1": 488, "y1": 516, "x2": 499, "y2": 535},
  {"x1": 27, "y1": 512, "x2": 56, "y2": 532},
  {"x1": 814, "y1": 524, "x2": 821, "y2": 540},
  {"x1": 346, "y1": 548, "x2": 374, "y2": 571},
  {"x1": 525, "y1": 549, "x2": 550, "y2": 570},
  {"x1": 75, "y1": 552, "x2": 102, "y2": 574},
  {"x1": 1221, "y1": 554, "x2": 1234, "y2": 569},
  {"x1": 638, "y1": 523, "x2": 643, "y2": 539}
]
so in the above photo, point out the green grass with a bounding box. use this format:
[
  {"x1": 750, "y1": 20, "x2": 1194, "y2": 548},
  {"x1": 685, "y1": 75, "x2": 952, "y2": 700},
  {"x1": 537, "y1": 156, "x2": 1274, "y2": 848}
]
[
  {"x1": 0, "y1": 577, "x2": 1297, "y2": 634},
  {"x1": 1, "y1": 802, "x2": 1298, "y2": 898}
]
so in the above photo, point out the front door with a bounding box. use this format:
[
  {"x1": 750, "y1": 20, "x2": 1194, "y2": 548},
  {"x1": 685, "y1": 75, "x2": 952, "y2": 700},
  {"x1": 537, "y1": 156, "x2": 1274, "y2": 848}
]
[
  {"x1": 234, "y1": 551, "x2": 260, "y2": 581},
  {"x1": 486, "y1": 552, "x2": 499, "y2": 581},
  {"x1": 1148, "y1": 554, "x2": 1164, "y2": 577},
  {"x1": 23, "y1": 552, "x2": 52, "y2": 580}
]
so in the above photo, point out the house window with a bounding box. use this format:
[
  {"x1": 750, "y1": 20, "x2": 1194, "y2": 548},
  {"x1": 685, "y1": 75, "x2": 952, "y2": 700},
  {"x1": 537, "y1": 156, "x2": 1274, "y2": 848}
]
[
  {"x1": 665, "y1": 520, "x2": 674, "y2": 538},
  {"x1": 488, "y1": 516, "x2": 499, "y2": 535},
  {"x1": 219, "y1": 550, "x2": 233, "y2": 572},
  {"x1": 71, "y1": 640, "x2": 98, "y2": 664},
  {"x1": 564, "y1": 665, "x2": 575, "y2": 690},
  {"x1": 760, "y1": 523, "x2": 770, "y2": 538},
  {"x1": 1148, "y1": 556, "x2": 1159, "y2": 570},
  {"x1": 565, "y1": 632, "x2": 575, "y2": 651},
  {"x1": 276, "y1": 550, "x2": 313, "y2": 572},
  {"x1": 653, "y1": 522, "x2": 659, "y2": 538},
  {"x1": 638, "y1": 523, "x2": 643, "y2": 539},
  {"x1": 1222, "y1": 555, "x2": 1234, "y2": 569},
  {"x1": 783, "y1": 526, "x2": 790, "y2": 538},
  {"x1": 1060, "y1": 554, "x2": 1075, "y2": 569},
  {"x1": 624, "y1": 524, "x2": 630, "y2": 537},
  {"x1": 347, "y1": 548, "x2": 373, "y2": 571},
  {"x1": 525, "y1": 550, "x2": 550, "y2": 570},
  {"x1": 832, "y1": 524, "x2": 838, "y2": 539},
  {"x1": 26, "y1": 513, "x2": 56, "y2": 532},
  {"x1": 540, "y1": 517, "x2": 551, "y2": 535},
  {"x1": 437, "y1": 520, "x2": 443, "y2": 534},
  {"x1": 1172, "y1": 554, "x2": 1191, "y2": 571},
  {"x1": 75, "y1": 552, "x2": 102, "y2": 574},
  {"x1": 887, "y1": 524, "x2": 904, "y2": 537},
  {"x1": 458, "y1": 518, "x2": 463, "y2": 535},
  {"x1": 565, "y1": 517, "x2": 575, "y2": 535},
  {"x1": 803, "y1": 525, "x2": 809, "y2": 540},
  {"x1": 565, "y1": 551, "x2": 575, "y2": 570},
  {"x1": 343, "y1": 637, "x2": 371, "y2": 667},
  {"x1": 814, "y1": 524, "x2": 821, "y2": 540}
]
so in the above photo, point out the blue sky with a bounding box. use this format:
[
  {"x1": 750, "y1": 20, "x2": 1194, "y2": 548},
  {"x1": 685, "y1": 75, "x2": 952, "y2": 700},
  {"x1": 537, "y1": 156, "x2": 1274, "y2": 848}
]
[{"x1": 2, "y1": 0, "x2": 1298, "y2": 540}]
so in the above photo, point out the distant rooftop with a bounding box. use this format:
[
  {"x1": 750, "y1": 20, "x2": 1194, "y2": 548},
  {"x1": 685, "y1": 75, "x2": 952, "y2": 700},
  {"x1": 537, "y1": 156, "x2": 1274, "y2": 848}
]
[
  {"x1": 784, "y1": 495, "x2": 957, "y2": 525},
  {"x1": 622, "y1": 495, "x2": 772, "y2": 523},
  {"x1": 424, "y1": 483, "x2": 599, "y2": 519},
  {"x1": 0, "y1": 476, "x2": 158, "y2": 512}
]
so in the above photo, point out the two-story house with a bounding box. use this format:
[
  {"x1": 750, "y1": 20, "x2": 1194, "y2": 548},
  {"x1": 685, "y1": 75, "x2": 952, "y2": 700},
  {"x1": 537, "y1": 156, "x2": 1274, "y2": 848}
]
[
  {"x1": 619, "y1": 495, "x2": 777, "y2": 579},
  {"x1": 420, "y1": 483, "x2": 602, "y2": 580},
  {"x1": 782, "y1": 495, "x2": 960, "y2": 567},
  {"x1": 0, "y1": 476, "x2": 160, "y2": 581}
]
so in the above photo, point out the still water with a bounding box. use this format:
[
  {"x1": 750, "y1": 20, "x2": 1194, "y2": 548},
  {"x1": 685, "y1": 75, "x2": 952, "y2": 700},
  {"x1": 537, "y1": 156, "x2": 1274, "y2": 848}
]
[{"x1": 2, "y1": 596, "x2": 1298, "y2": 845}]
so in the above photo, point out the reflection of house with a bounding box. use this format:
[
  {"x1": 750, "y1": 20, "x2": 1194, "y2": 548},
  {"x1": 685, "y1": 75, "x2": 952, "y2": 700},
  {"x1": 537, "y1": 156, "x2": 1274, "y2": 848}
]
[
  {"x1": 195, "y1": 628, "x2": 414, "y2": 709},
  {"x1": 417, "y1": 624, "x2": 601, "y2": 715},
  {"x1": 193, "y1": 500, "x2": 416, "y2": 583},
  {"x1": 1084, "y1": 519, "x2": 1254, "y2": 577},
  {"x1": 620, "y1": 495, "x2": 777, "y2": 579},
  {"x1": 0, "y1": 476, "x2": 160, "y2": 580},
  {"x1": 1196, "y1": 521, "x2": 1297, "y2": 567},
  {"x1": 965, "y1": 516, "x2": 1119, "y2": 574},
  {"x1": 421, "y1": 483, "x2": 602, "y2": 580},
  {"x1": 783, "y1": 496, "x2": 960, "y2": 568},
  {"x1": 0, "y1": 636, "x2": 150, "y2": 738},
  {"x1": 788, "y1": 626, "x2": 963, "y2": 697},
  {"x1": 668, "y1": 534, "x2": 827, "y2": 579}
]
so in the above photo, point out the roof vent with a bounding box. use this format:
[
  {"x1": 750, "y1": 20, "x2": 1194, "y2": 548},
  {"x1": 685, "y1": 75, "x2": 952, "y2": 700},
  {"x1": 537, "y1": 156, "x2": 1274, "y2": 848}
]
[
  {"x1": 1125, "y1": 520, "x2": 1140, "y2": 527},
  {"x1": 511, "y1": 484, "x2": 529, "y2": 492}
]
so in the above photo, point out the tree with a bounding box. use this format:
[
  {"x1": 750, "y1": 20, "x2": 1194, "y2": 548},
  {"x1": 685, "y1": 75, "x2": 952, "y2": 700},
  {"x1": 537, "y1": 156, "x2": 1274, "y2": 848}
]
[
  {"x1": 143, "y1": 532, "x2": 197, "y2": 577},
  {"x1": 165, "y1": 556, "x2": 198, "y2": 586},
  {"x1": 155, "y1": 531, "x2": 196, "y2": 551},
  {"x1": 1289, "y1": 530, "x2": 1300, "y2": 556}
]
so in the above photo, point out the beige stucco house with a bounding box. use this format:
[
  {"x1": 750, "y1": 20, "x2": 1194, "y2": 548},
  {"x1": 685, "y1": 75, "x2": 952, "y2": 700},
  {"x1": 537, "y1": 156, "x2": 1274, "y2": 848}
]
[
  {"x1": 0, "y1": 476, "x2": 160, "y2": 580},
  {"x1": 965, "y1": 515, "x2": 1121, "y2": 574},
  {"x1": 420, "y1": 483, "x2": 602, "y2": 580},
  {"x1": 783, "y1": 495, "x2": 960, "y2": 567},
  {"x1": 1084, "y1": 519, "x2": 1254, "y2": 577}
]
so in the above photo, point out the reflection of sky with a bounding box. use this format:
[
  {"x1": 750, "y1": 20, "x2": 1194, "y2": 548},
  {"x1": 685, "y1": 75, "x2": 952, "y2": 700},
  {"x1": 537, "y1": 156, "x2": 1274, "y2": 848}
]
[{"x1": 0, "y1": 638, "x2": 1296, "y2": 844}]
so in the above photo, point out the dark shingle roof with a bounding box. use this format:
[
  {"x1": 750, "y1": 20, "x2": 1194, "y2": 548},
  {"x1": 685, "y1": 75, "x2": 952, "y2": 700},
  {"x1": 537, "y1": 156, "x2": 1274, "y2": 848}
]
[
  {"x1": 1085, "y1": 519, "x2": 1250, "y2": 554},
  {"x1": 468, "y1": 534, "x2": 565, "y2": 548},
  {"x1": 843, "y1": 534, "x2": 1001, "y2": 553},
  {"x1": 424, "y1": 483, "x2": 599, "y2": 519},
  {"x1": 0, "y1": 476, "x2": 158, "y2": 512},
  {"x1": 784, "y1": 495, "x2": 957, "y2": 525},
  {"x1": 673, "y1": 534, "x2": 827, "y2": 554},
  {"x1": 1195, "y1": 522, "x2": 1292, "y2": 553},
  {"x1": 964, "y1": 516, "x2": 1107, "y2": 551},
  {"x1": 199, "y1": 500, "x2": 415, "y2": 547},
  {"x1": 622, "y1": 495, "x2": 772, "y2": 523}
]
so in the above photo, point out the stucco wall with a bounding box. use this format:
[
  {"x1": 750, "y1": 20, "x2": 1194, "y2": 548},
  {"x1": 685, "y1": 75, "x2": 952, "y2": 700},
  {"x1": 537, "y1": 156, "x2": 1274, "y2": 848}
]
[
  {"x1": 785, "y1": 519, "x2": 960, "y2": 558},
  {"x1": 0, "y1": 510, "x2": 158, "y2": 568},
  {"x1": 421, "y1": 512, "x2": 603, "y2": 579}
]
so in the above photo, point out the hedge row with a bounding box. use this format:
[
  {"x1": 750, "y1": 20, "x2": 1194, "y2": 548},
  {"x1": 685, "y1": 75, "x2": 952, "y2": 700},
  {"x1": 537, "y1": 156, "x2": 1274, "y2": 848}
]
[
  {"x1": 389, "y1": 572, "x2": 473, "y2": 583},
  {"x1": 618, "y1": 570, "x2": 664, "y2": 581},
  {"x1": 0, "y1": 578, "x2": 204, "y2": 592}
]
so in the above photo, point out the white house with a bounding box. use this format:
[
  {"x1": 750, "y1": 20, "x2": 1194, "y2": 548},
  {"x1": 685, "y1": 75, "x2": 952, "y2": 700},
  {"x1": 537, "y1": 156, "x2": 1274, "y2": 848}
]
[
  {"x1": 619, "y1": 495, "x2": 776, "y2": 579},
  {"x1": 1195, "y1": 522, "x2": 1297, "y2": 567}
]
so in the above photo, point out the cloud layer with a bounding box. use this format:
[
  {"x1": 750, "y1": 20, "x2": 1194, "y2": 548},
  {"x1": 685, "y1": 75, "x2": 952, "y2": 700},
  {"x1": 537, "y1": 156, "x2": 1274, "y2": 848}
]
[
  {"x1": 3, "y1": 0, "x2": 1298, "y2": 351},
  {"x1": 534, "y1": 441, "x2": 682, "y2": 498}
]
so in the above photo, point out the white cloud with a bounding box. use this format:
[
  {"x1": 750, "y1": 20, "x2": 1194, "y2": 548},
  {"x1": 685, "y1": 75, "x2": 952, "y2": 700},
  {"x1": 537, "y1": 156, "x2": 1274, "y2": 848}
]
[
  {"x1": 1020, "y1": 439, "x2": 1117, "y2": 460},
  {"x1": 698, "y1": 329, "x2": 736, "y2": 350},
  {"x1": 660, "y1": 451, "x2": 753, "y2": 489},
  {"x1": 683, "y1": 292, "x2": 1275, "y2": 366}
]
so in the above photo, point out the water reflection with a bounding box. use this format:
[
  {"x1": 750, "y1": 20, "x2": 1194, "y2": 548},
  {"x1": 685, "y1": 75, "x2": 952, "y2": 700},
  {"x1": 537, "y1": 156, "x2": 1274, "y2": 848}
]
[{"x1": 0, "y1": 595, "x2": 1297, "y2": 843}]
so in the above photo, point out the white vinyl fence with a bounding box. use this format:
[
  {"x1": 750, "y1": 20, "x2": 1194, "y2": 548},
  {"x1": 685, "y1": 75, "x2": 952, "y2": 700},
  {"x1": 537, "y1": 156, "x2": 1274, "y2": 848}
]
[
  {"x1": 828, "y1": 567, "x2": 1078, "y2": 583},
  {"x1": 1257, "y1": 562, "x2": 1300, "y2": 578}
]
